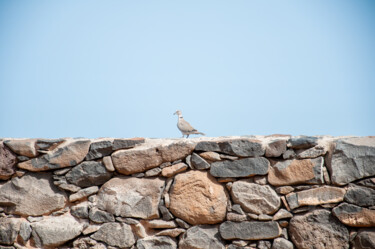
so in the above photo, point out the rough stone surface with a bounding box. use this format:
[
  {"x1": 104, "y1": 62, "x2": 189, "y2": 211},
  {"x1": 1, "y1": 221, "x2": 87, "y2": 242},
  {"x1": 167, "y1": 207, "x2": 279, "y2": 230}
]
[
  {"x1": 199, "y1": 151, "x2": 221, "y2": 162},
  {"x1": 66, "y1": 161, "x2": 112, "y2": 187},
  {"x1": 272, "y1": 238, "x2": 294, "y2": 249},
  {"x1": 179, "y1": 225, "x2": 225, "y2": 249},
  {"x1": 19, "y1": 220, "x2": 32, "y2": 243},
  {"x1": 210, "y1": 157, "x2": 270, "y2": 178},
  {"x1": 327, "y1": 137, "x2": 375, "y2": 185},
  {"x1": 265, "y1": 140, "x2": 287, "y2": 158},
  {"x1": 102, "y1": 156, "x2": 115, "y2": 172},
  {"x1": 169, "y1": 170, "x2": 228, "y2": 225},
  {"x1": 89, "y1": 207, "x2": 115, "y2": 223},
  {"x1": 332, "y1": 203, "x2": 375, "y2": 227},
  {"x1": 31, "y1": 214, "x2": 85, "y2": 247},
  {"x1": 145, "y1": 219, "x2": 177, "y2": 229},
  {"x1": 3, "y1": 139, "x2": 37, "y2": 158},
  {"x1": 71, "y1": 203, "x2": 89, "y2": 219},
  {"x1": 69, "y1": 186, "x2": 99, "y2": 202},
  {"x1": 73, "y1": 237, "x2": 106, "y2": 249},
  {"x1": 96, "y1": 176, "x2": 165, "y2": 219},
  {"x1": 268, "y1": 157, "x2": 324, "y2": 186},
  {"x1": 18, "y1": 139, "x2": 91, "y2": 171},
  {"x1": 0, "y1": 173, "x2": 66, "y2": 216},
  {"x1": 287, "y1": 136, "x2": 318, "y2": 150},
  {"x1": 286, "y1": 186, "x2": 346, "y2": 209},
  {"x1": 191, "y1": 153, "x2": 210, "y2": 169},
  {"x1": 231, "y1": 181, "x2": 280, "y2": 215},
  {"x1": 273, "y1": 209, "x2": 293, "y2": 221},
  {"x1": 91, "y1": 222, "x2": 135, "y2": 248},
  {"x1": 136, "y1": 236, "x2": 177, "y2": 249},
  {"x1": 112, "y1": 137, "x2": 145, "y2": 150},
  {"x1": 289, "y1": 209, "x2": 349, "y2": 249},
  {"x1": 155, "y1": 228, "x2": 185, "y2": 237},
  {"x1": 0, "y1": 218, "x2": 20, "y2": 245},
  {"x1": 219, "y1": 221, "x2": 282, "y2": 240},
  {"x1": 344, "y1": 184, "x2": 375, "y2": 207},
  {"x1": 195, "y1": 139, "x2": 265, "y2": 157},
  {"x1": 353, "y1": 229, "x2": 375, "y2": 249},
  {"x1": 0, "y1": 142, "x2": 17, "y2": 180},
  {"x1": 161, "y1": 162, "x2": 188, "y2": 177},
  {"x1": 85, "y1": 139, "x2": 113, "y2": 160}
]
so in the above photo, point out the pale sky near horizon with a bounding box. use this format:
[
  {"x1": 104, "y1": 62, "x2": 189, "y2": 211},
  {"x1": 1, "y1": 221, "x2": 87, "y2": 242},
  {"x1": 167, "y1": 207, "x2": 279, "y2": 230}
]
[{"x1": 0, "y1": 1, "x2": 374, "y2": 139}]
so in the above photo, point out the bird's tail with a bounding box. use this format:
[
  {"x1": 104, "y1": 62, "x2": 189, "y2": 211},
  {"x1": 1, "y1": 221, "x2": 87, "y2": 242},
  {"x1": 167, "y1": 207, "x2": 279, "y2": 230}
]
[{"x1": 193, "y1": 130, "x2": 205, "y2": 136}]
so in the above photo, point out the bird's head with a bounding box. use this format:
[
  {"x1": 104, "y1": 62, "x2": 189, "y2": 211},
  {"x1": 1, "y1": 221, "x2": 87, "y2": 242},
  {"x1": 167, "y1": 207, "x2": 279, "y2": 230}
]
[{"x1": 173, "y1": 110, "x2": 182, "y2": 115}]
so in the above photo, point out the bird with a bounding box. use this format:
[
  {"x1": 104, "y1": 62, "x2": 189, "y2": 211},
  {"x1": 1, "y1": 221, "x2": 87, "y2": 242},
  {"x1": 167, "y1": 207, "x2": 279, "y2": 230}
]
[{"x1": 173, "y1": 110, "x2": 205, "y2": 138}]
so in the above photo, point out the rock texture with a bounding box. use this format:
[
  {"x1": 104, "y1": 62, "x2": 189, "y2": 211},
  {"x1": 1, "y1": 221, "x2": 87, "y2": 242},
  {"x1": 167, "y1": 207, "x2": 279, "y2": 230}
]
[
  {"x1": 0, "y1": 142, "x2": 17, "y2": 180},
  {"x1": 332, "y1": 203, "x2": 375, "y2": 227},
  {"x1": 91, "y1": 222, "x2": 135, "y2": 248},
  {"x1": 219, "y1": 221, "x2": 282, "y2": 240},
  {"x1": 210, "y1": 157, "x2": 270, "y2": 178},
  {"x1": 179, "y1": 225, "x2": 225, "y2": 249}
]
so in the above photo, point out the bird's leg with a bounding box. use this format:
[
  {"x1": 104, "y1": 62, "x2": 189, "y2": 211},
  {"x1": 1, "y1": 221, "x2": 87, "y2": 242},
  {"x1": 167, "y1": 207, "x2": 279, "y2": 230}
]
[{"x1": 186, "y1": 134, "x2": 190, "y2": 138}]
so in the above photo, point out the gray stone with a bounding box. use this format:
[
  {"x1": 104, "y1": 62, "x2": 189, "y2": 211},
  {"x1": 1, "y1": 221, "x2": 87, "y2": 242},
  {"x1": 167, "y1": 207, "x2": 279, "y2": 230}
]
[
  {"x1": 91, "y1": 222, "x2": 135, "y2": 248},
  {"x1": 0, "y1": 142, "x2": 17, "y2": 180},
  {"x1": 357, "y1": 178, "x2": 375, "y2": 189},
  {"x1": 73, "y1": 237, "x2": 106, "y2": 249},
  {"x1": 159, "y1": 204, "x2": 174, "y2": 221},
  {"x1": 112, "y1": 137, "x2": 145, "y2": 150},
  {"x1": 0, "y1": 173, "x2": 67, "y2": 216},
  {"x1": 232, "y1": 204, "x2": 245, "y2": 215},
  {"x1": 96, "y1": 176, "x2": 165, "y2": 219},
  {"x1": 145, "y1": 167, "x2": 162, "y2": 177},
  {"x1": 3, "y1": 139, "x2": 37, "y2": 157},
  {"x1": 332, "y1": 203, "x2": 375, "y2": 227},
  {"x1": 265, "y1": 140, "x2": 287, "y2": 157},
  {"x1": 89, "y1": 207, "x2": 115, "y2": 223},
  {"x1": 35, "y1": 138, "x2": 65, "y2": 151},
  {"x1": 231, "y1": 181, "x2": 280, "y2": 215},
  {"x1": 179, "y1": 225, "x2": 225, "y2": 249},
  {"x1": 272, "y1": 238, "x2": 293, "y2": 249},
  {"x1": 227, "y1": 212, "x2": 248, "y2": 222},
  {"x1": 195, "y1": 138, "x2": 265, "y2": 157},
  {"x1": 210, "y1": 157, "x2": 270, "y2": 178},
  {"x1": 85, "y1": 140, "x2": 113, "y2": 160},
  {"x1": 287, "y1": 136, "x2": 318, "y2": 149},
  {"x1": 353, "y1": 229, "x2": 375, "y2": 249},
  {"x1": 289, "y1": 209, "x2": 349, "y2": 249},
  {"x1": 31, "y1": 214, "x2": 85, "y2": 247},
  {"x1": 19, "y1": 221, "x2": 31, "y2": 243},
  {"x1": 191, "y1": 153, "x2": 210, "y2": 170},
  {"x1": 272, "y1": 209, "x2": 293, "y2": 221},
  {"x1": 71, "y1": 204, "x2": 89, "y2": 219},
  {"x1": 219, "y1": 221, "x2": 281, "y2": 240},
  {"x1": 0, "y1": 218, "x2": 20, "y2": 245},
  {"x1": 69, "y1": 186, "x2": 99, "y2": 202},
  {"x1": 327, "y1": 137, "x2": 375, "y2": 185},
  {"x1": 345, "y1": 184, "x2": 375, "y2": 207},
  {"x1": 296, "y1": 146, "x2": 326, "y2": 159},
  {"x1": 136, "y1": 236, "x2": 177, "y2": 249},
  {"x1": 258, "y1": 240, "x2": 272, "y2": 249},
  {"x1": 16, "y1": 156, "x2": 29, "y2": 162},
  {"x1": 282, "y1": 149, "x2": 296, "y2": 159},
  {"x1": 66, "y1": 161, "x2": 112, "y2": 187},
  {"x1": 176, "y1": 218, "x2": 191, "y2": 229}
]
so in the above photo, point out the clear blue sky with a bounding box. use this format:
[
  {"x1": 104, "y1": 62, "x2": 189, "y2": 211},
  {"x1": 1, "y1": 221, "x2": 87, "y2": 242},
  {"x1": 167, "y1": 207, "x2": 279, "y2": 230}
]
[{"x1": 1, "y1": 1, "x2": 374, "y2": 138}]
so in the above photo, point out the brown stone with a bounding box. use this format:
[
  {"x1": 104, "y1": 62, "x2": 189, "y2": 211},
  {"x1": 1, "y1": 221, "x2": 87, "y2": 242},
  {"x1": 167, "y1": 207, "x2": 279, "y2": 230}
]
[
  {"x1": 158, "y1": 141, "x2": 195, "y2": 162},
  {"x1": 169, "y1": 170, "x2": 228, "y2": 225},
  {"x1": 3, "y1": 139, "x2": 37, "y2": 157},
  {"x1": 0, "y1": 142, "x2": 17, "y2": 180},
  {"x1": 265, "y1": 140, "x2": 287, "y2": 157},
  {"x1": 199, "y1": 151, "x2": 221, "y2": 162},
  {"x1": 332, "y1": 203, "x2": 375, "y2": 227},
  {"x1": 161, "y1": 163, "x2": 188, "y2": 177}
]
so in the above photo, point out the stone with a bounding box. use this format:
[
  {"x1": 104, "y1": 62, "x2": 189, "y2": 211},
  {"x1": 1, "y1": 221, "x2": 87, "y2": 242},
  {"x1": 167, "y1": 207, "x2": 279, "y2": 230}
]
[
  {"x1": 231, "y1": 181, "x2": 280, "y2": 215},
  {"x1": 16, "y1": 156, "x2": 29, "y2": 162},
  {"x1": 191, "y1": 153, "x2": 210, "y2": 169},
  {"x1": 19, "y1": 220, "x2": 31, "y2": 243},
  {"x1": 273, "y1": 209, "x2": 293, "y2": 221},
  {"x1": 53, "y1": 168, "x2": 71, "y2": 175},
  {"x1": 145, "y1": 219, "x2": 177, "y2": 229},
  {"x1": 159, "y1": 204, "x2": 174, "y2": 221},
  {"x1": 287, "y1": 136, "x2": 318, "y2": 149},
  {"x1": 282, "y1": 149, "x2": 296, "y2": 159},
  {"x1": 232, "y1": 204, "x2": 245, "y2": 215},
  {"x1": 272, "y1": 238, "x2": 293, "y2": 249},
  {"x1": 145, "y1": 167, "x2": 162, "y2": 177},
  {"x1": 286, "y1": 186, "x2": 346, "y2": 209},
  {"x1": 179, "y1": 225, "x2": 225, "y2": 249},
  {"x1": 161, "y1": 162, "x2": 188, "y2": 177},
  {"x1": 258, "y1": 240, "x2": 272, "y2": 249},
  {"x1": 289, "y1": 209, "x2": 349, "y2": 249},
  {"x1": 258, "y1": 214, "x2": 273, "y2": 221},
  {"x1": 357, "y1": 178, "x2": 375, "y2": 189},
  {"x1": 91, "y1": 222, "x2": 135, "y2": 248},
  {"x1": 227, "y1": 212, "x2": 248, "y2": 222},
  {"x1": 158, "y1": 141, "x2": 195, "y2": 163},
  {"x1": 220, "y1": 154, "x2": 238, "y2": 160},
  {"x1": 296, "y1": 146, "x2": 326, "y2": 159},
  {"x1": 57, "y1": 183, "x2": 81, "y2": 192},
  {"x1": 73, "y1": 237, "x2": 106, "y2": 249},
  {"x1": 195, "y1": 138, "x2": 265, "y2": 157},
  {"x1": 136, "y1": 236, "x2": 177, "y2": 249},
  {"x1": 18, "y1": 139, "x2": 91, "y2": 171},
  {"x1": 155, "y1": 228, "x2": 185, "y2": 237},
  {"x1": 0, "y1": 218, "x2": 20, "y2": 245},
  {"x1": 35, "y1": 138, "x2": 65, "y2": 151},
  {"x1": 210, "y1": 157, "x2": 270, "y2": 178},
  {"x1": 353, "y1": 229, "x2": 375, "y2": 249},
  {"x1": 265, "y1": 140, "x2": 287, "y2": 157},
  {"x1": 254, "y1": 175, "x2": 268, "y2": 185},
  {"x1": 31, "y1": 214, "x2": 85, "y2": 247},
  {"x1": 85, "y1": 139, "x2": 113, "y2": 160},
  {"x1": 3, "y1": 139, "x2": 37, "y2": 157},
  {"x1": 219, "y1": 221, "x2": 282, "y2": 240},
  {"x1": 112, "y1": 137, "x2": 145, "y2": 150},
  {"x1": 69, "y1": 186, "x2": 99, "y2": 202},
  {"x1": 268, "y1": 157, "x2": 324, "y2": 186},
  {"x1": 89, "y1": 207, "x2": 115, "y2": 223},
  {"x1": 96, "y1": 176, "x2": 165, "y2": 219},
  {"x1": 27, "y1": 216, "x2": 43, "y2": 223},
  {"x1": 275, "y1": 186, "x2": 294, "y2": 195},
  {"x1": 102, "y1": 156, "x2": 115, "y2": 172},
  {"x1": 199, "y1": 151, "x2": 221, "y2": 162},
  {"x1": 344, "y1": 184, "x2": 375, "y2": 207},
  {"x1": 0, "y1": 173, "x2": 66, "y2": 216},
  {"x1": 71, "y1": 203, "x2": 89, "y2": 219},
  {"x1": 0, "y1": 142, "x2": 17, "y2": 180},
  {"x1": 176, "y1": 218, "x2": 191, "y2": 229},
  {"x1": 332, "y1": 203, "x2": 375, "y2": 227},
  {"x1": 66, "y1": 161, "x2": 112, "y2": 187},
  {"x1": 169, "y1": 170, "x2": 228, "y2": 225},
  {"x1": 327, "y1": 137, "x2": 375, "y2": 185}
]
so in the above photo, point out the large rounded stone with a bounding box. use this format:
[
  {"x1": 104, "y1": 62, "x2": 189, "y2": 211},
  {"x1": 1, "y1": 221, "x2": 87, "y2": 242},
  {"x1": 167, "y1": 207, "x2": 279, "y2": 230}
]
[
  {"x1": 231, "y1": 181, "x2": 280, "y2": 215},
  {"x1": 3, "y1": 139, "x2": 37, "y2": 157},
  {"x1": 169, "y1": 170, "x2": 228, "y2": 225}
]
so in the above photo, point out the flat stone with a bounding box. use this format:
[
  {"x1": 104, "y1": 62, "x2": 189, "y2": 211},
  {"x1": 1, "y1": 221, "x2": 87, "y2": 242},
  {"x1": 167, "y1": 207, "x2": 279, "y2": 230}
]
[
  {"x1": 69, "y1": 186, "x2": 99, "y2": 202},
  {"x1": 31, "y1": 214, "x2": 85, "y2": 247},
  {"x1": 71, "y1": 203, "x2": 89, "y2": 219},
  {"x1": 89, "y1": 207, "x2": 115, "y2": 223},
  {"x1": 145, "y1": 167, "x2": 162, "y2": 177},
  {"x1": 275, "y1": 186, "x2": 294, "y2": 195},
  {"x1": 27, "y1": 216, "x2": 43, "y2": 223},
  {"x1": 57, "y1": 183, "x2": 81, "y2": 192},
  {"x1": 112, "y1": 137, "x2": 145, "y2": 150},
  {"x1": 272, "y1": 238, "x2": 294, "y2": 249},
  {"x1": 73, "y1": 237, "x2": 106, "y2": 249},
  {"x1": 155, "y1": 228, "x2": 185, "y2": 237},
  {"x1": 199, "y1": 151, "x2": 221, "y2": 162},
  {"x1": 0, "y1": 217, "x2": 20, "y2": 245},
  {"x1": 3, "y1": 139, "x2": 37, "y2": 158},
  {"x1": 272, "y1": 209, "x2": 293, "y2": 221},
  {"x1": 332, "y1": 203, "x2": 375, "y2": 227},
  {"x1": 179, "y1": 225, "x2": 225, "y2": 249},
  {"x1": 327, "y1": 137, "x2": 375, "y2": 185},
  {"x1": 85, "y1": 139, "x2": 113, "y2": 160},
  {"x1": 287, "y1": 136, "x2": 318, "y2": 150},
  {"x1": 227, "y1": 212, "x2": 248, "y2": 222},
  {"x1": 53, "y1": 168, "x2": 71, "y2": 175},
  {"x1": 35, "y1": 138, "x2": 65, "y2": 151},
  {"x1": 268, "y1": 157, "x2": 324, "y2": 186},
  {"x1": 91, "y1": 222, "x2": 135, "y2": 248},
  {"x1": 0, "y1": 142, "x2": 17, "y2": 180},
  {"x1": 18, "y1": 139, "x2": 91, "y2": 171},
  {"x1": 210, "y1": 157, "x2": 270, "y2": 178},
  {"x1": 136, "y1": 236, "x2": 177, "y2": 249},
  {"x1": 102, "y1": 156, "x2": 115, "y2": 172},
  {"x1": 265, "y1": 140, "x2": 287, "y2": 157},
  {"x1": 176, "y1": 218, "x2": 191, "y2": 229},
  {"x1": 96, "y1": 176, "x2": 165, "y2": 219},
  {"x1": 169, "y1": 170, "x2": 228, "y2": 225},
  {"x1": 289, "y1": 209, "x2": 349, "y2": 249},
  {"x1": 357, "y1": 178, "x2": 375, "y2": 189},
  {"x1": 220, "y1": 154, "x2": 238, "y2": 160},
  {"x1": 195, "y1": 138, "x2": 265, "y2": 157},
  {"x1": 161, "y1": 162, "x2": 188, "y2": 177},
  {"x1": 191, "y1": 153, "x2": 210, "y2": 169},
  {"x1": 296, "y1": 146, "x2": 326, "y2": 159},
  {"x1": 145, "y1": 219, "x2": 177, "y2": 229},
  {"x1": 231, "y1": 181, "x2": 280, "y2": 215},
  {"x1": 0, "y1": 172, "x2": 66, "y2": 216},
  {"x1": 66, "y1": 161, "x2": 112, "y2": 187},
  {"x1": 353, "y1": 229, "x2": 375, "y2": 249},
  {"x1": 345, "y1": 184, "x2": 375, "y2": 207},
  {"x1": 258, "y1": 214, "x2": 273, "y2": 221},
  {"x1": 82, "y1": 224, "x2": 101, "y2": 235},
  {"x1": 286, "y1": 186, "x2": 346, "y2": 209},
  {"x1": 219, "y1": 221, "x2": 282, "y2": 240}
]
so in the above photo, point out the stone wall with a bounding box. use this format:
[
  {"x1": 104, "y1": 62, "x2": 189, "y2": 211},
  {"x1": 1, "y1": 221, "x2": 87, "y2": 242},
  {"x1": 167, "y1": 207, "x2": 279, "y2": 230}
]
[{"x1": 0, "y1": 135, "x2": 374, "y2": 249}]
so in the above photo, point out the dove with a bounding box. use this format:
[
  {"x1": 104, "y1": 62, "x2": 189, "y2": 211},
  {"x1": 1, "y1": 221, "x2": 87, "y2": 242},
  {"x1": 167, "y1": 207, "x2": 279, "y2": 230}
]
[{"x1": 173, "y1": 110, "x2": 205, "y2": 138}]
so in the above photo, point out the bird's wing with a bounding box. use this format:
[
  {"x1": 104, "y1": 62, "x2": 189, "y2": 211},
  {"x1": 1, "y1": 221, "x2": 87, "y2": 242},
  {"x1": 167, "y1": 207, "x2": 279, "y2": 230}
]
[{"x1": 179, "y1": 119, "x2": 196, "y2": 132}]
